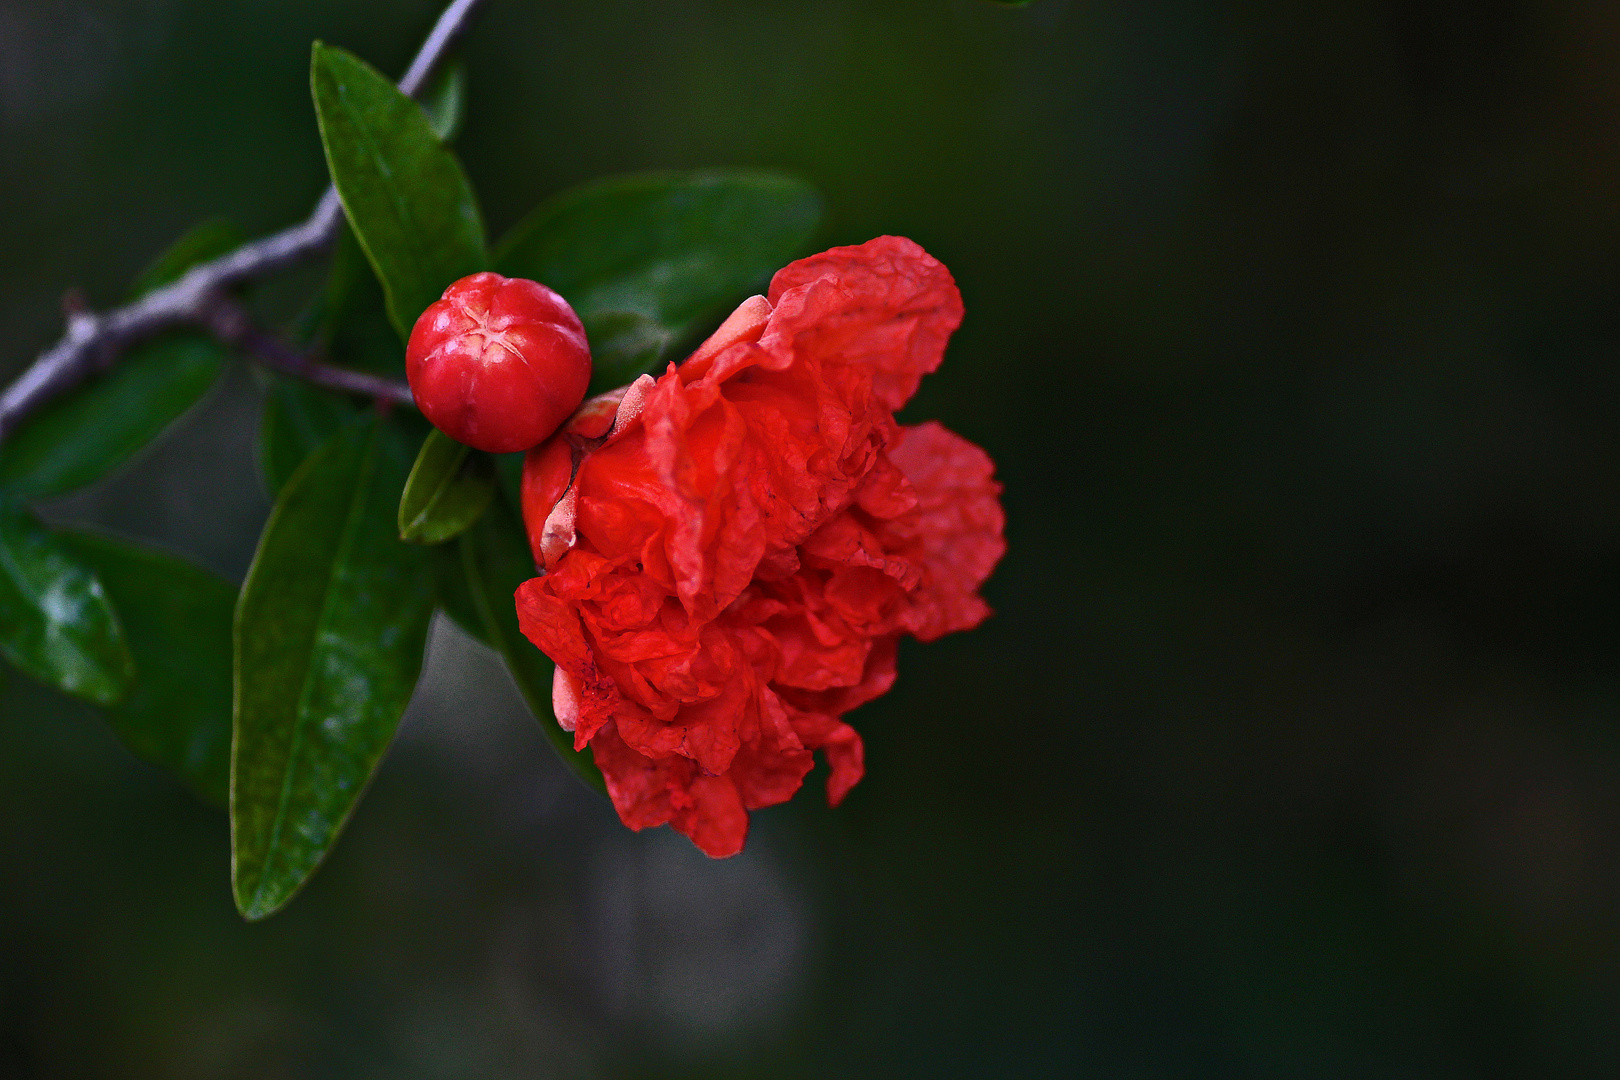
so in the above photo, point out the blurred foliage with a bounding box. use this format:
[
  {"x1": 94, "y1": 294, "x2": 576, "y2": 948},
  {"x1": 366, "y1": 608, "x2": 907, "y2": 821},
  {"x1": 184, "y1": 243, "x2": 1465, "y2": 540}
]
[
  {"x1": 495, "y1": 170, "x2": 823, "y2": 390},
  {"x1": 0, "y1": 501, "x2": 133, "y2": 706},
  {"x1": 6, "y1": 0, "x2": 1620, "y2": 1076},
  {"x1": 61, "y1": 529, "x2": 235, "y2": 807},
  {"x1": 0, "y1": 218, "x2": 234, "y2": 500}
]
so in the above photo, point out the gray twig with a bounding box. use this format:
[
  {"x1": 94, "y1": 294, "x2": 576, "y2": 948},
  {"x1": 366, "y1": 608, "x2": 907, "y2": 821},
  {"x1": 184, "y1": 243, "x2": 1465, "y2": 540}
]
[
  {"x1": 204, "y1": 299, "x2": 414, "y2": 407},
  {"x1": 0, "y1": 0, "x2": 488, "y2": 439}
]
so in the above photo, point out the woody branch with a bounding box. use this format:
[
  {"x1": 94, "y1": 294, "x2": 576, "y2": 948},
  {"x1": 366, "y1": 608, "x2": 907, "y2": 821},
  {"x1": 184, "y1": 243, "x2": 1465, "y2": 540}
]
[{"x1": 0, "y1": 0, "x2": 490, "y2": 438}]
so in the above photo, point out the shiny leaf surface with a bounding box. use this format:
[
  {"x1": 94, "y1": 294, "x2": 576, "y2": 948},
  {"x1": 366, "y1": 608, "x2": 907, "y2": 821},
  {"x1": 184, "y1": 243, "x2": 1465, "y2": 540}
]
[
  {"x1": 233, "y1": 415, "x2": 434, "y2": 920},
  {"x1": 311, "y1": 42, "x2": 486, "y2": 341},
  {"x1": 495, "y1": 170, "x2": 822, "y2": 392},
  {"x1": 63, "y1": 531, "x2": 235, "y2": 806},
  {"x1": 0, "y1": 504, "x2": 133, "y2": 706},
  {"x1": 461, "y1": 494, "x2": 604, "y2": 793},
  {"x1": 398, "y1": 429, "x2": 495, "y2": 544}
]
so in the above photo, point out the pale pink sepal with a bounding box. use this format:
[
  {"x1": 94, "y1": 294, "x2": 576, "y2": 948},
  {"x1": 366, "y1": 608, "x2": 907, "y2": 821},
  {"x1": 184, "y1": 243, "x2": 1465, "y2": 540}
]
[{"x1": 552, "y1": 665, "x2": 581, "y2": 732}]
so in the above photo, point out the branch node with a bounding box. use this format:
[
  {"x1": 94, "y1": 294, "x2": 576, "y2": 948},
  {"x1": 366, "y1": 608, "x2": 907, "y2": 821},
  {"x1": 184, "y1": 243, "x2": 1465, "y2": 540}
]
[{"x1": 0, "y1": 0, "x2": 487, "y2": 439}]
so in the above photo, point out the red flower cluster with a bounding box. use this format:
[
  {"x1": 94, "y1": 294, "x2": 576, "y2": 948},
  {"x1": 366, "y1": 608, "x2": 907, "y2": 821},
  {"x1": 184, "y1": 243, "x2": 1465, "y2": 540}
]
[{"x1": 515, "y1": 236, "x2": 1005, "y2": 856}]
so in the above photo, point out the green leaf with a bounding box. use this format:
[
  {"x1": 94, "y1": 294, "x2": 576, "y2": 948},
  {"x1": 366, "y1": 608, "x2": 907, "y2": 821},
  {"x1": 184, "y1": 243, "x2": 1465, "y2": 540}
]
[
  {"x1": 494, "y1": 451, "x2": 525, "y2": 511},
  {"x1": 315, "y1": 223, "x2": 406, "y2": 377},
  {"x1": 398, "y1": 429, "x2": 495, "y2": 544},
  {"x1": 461, "y1": 494, "x2": 604, "y2": 793},
  {"x1": 0, "y1": 336, "x2": 226, "y2": 500},
  {"x1": 61, "y1": 532, "x2": 234, "y2": 806},
  {"x1": 256, "y1": 375, "x2": 360, "y2": 498},
  {"x1": 0, "y1": 503, "x2": 133, "y2": 706},
  {"x1": 420, "y1": 60, "x2": 466, "y2": 143},
  {"x1": 0, "y1": 218, "x2": 239, "y2": 501},
  {"x1": 430, "y1": 541, "x2": 490, "y2": 647},
  {"x1": 495, "y1": 170, "x2": 822, "y2": 392},
  {"x1": 127, "y1": 218, "x2": 246, "y2": 299},
  {"x1": 441, "y1": 445, "x2": 525, "y2": 641},
  {"x1": 233, "y1": 415, "x2": 434, "y2": 920},
  {"x1": 311, "y1": 42, "x2": 487, "y2": 342},
  {"x1": 578, "y1": 310, "x2": 672, "y2": 384}
]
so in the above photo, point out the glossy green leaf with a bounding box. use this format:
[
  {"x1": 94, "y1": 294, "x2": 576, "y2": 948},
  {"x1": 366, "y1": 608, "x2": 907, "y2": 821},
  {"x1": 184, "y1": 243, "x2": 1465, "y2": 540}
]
[
  {"x1": 62, "y1": 531, "x2": 234, "y2": 807},
  {"x1": 233, "y1": 415, "x2": 434, "y2": 920},
  {"x1": 495, "y1": 170, "x2": 822, "y2": 392},
  {"x1": 127, "y1": 218, "x2": 246, "y2": 299},
  {"x1": 311, "y1": 42, "x2": 486, "y2": 342},
  {"x1": 420, "y1": 60, "x2": 466, "y2": 142},
  {"x1": 399, "y1": 429, "x2": 494, "y2": 544},
  {"x1": 0, "y1": 218, "x2": 238, "y2": 500},
  {"x1": 0, "y1": 503, "x2": 133, "y2": 706},
  {"x1": 461, "y1": 494, "x2": 605, "y2": 793},
  {"x1": 256, "y1": 376, "x2": 360, "y2": 498}
]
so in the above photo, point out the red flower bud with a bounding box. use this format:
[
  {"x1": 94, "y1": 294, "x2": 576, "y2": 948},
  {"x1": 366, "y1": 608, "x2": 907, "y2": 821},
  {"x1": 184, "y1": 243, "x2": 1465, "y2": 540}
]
[{"x1": 405, "y1": 272, "x2": 591, "y2": 453}]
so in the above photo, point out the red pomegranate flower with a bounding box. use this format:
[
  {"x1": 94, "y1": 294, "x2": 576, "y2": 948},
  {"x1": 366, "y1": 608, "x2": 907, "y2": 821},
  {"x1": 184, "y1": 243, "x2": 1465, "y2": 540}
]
[{"x1": 514, "y1": 236, "x2": 1005, "y2": 857}]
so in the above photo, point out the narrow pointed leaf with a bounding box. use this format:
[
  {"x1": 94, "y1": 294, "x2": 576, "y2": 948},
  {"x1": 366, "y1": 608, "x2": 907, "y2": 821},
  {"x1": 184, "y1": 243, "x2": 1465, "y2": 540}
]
[
  {"x1": 461, "y1": 494, "x2": 604, "y2": 793},
  {"x1": 62, "y1": 532, "x2": 234, "y2": 806},
  {"x1": 398, "y1": 429, "x2": 494, "y2": 544},
  {"x1": 311, "y1": 42, "x2": 486, "y2": 341},
  {"x1": 495, "y1": 170, "x2": 822, "y2": 392},
  {"x1": 0, "y1": 504, "x2": 133, "y2": 705},
  {"x1": 233, "y1": 415, "x2": 434, "y2": 920}
]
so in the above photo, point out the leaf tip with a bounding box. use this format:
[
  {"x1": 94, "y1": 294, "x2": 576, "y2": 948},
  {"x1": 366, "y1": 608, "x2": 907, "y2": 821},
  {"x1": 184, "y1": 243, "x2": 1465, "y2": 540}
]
[{"x1": 234, "y1": 885, "x2": 284, "y2": 923}]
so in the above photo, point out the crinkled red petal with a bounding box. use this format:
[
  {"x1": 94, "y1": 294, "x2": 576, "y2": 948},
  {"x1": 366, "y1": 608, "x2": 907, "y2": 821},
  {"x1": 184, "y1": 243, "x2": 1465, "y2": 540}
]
[{"x1": 512, "y1": 236, "x2": 1002, "y2": 857}]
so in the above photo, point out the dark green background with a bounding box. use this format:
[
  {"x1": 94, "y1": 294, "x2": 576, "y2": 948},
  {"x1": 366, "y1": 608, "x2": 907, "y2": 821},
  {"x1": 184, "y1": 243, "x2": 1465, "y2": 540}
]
[{"x1": 6, "y1": 0, "x2": 1620, "y2": 1074}]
